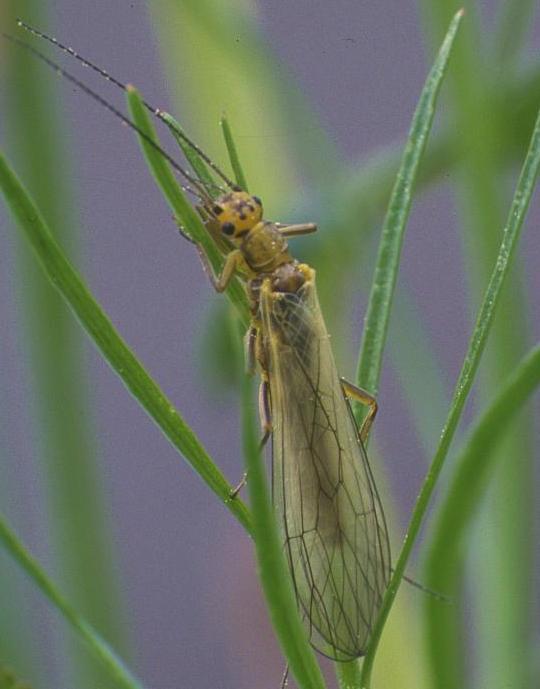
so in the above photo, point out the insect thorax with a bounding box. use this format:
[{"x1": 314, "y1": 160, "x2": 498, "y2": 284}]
[{"x1": 241, "y1": 221, "x2": 291, "y2": 273}]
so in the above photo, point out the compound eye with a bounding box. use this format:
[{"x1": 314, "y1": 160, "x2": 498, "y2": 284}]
[
  {"x1": 222, "y1": 222, "x2": 235, "y2": 236},
  {"x1": 213, "y1": 204, "x2": 224, "y2": 215},
  {"x1": 252, "y1": 195, "x2": 262, "y2": 206}
]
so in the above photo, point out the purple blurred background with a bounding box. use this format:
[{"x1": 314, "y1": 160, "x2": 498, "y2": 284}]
[{"x1": 1, "y1": 1, "x2": 539, "y2": 688}]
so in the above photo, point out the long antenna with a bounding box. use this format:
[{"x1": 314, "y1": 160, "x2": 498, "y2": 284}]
[
  {"x1": 2, "y1": 31, "x2": 215, "y2": 205},
  {"x1": 16, "y1": 19, "x2": 236, "y2": 190}
]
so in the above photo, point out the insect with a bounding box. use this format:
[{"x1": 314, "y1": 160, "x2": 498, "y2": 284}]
[
  {"x1": 199, "y1": 192, "x2": 391, "y2": 659},
  {"x1": 8, "y1": 21, "x2": 391, "y2": 661}
]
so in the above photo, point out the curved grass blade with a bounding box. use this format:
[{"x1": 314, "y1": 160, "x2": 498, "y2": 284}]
[
  {"x1": 423, "y1": 6, "x2": 534, "y2": 689},
  {"x1": 0, "y1": 150, "x2": 252, "y2": 537},
  {"x1": 148, "y1": 0, "x2": 338, "y2": 196},
  {"x1": 355, "y1": 8, "x2": 464, "y2": 407},
  {"x1": 360, "y1": 90, "x2": 540, "y2": 689},
  {"x1": 3, "y1": 5, "x2": 127, "y2": 684},
  {"x1": 220, "y1": 115, "x2": 249, "y2": 191},
  {"x1": 125, "y1": 87, "x2": 250, "y2": 328},
  {"x1": 238, "y1": 332, "x2": 326, "y2": 689},
  {"x1": 423, "y1": 343, "x2": 540, "y2": 688},
  {"x1": 159, "y1": 111, "x2": 218, "y2": 194},
  {"x1": 0, "y1": 513, "x2": 143, "y2": 689}
]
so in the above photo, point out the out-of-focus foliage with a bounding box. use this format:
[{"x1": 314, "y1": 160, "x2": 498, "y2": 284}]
[{"x1": 1, "y1": 1, "x2": 539, "y2": 689}]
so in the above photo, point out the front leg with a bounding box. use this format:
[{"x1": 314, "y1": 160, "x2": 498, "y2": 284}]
[
  {"x1": 195, "y1": 245, "x2": 244, "y2": 292},
  {"x1": 277, "y1": 222, "x2": 317, "y2": 237},
  {"x1": 173, "y1": 216, "x2": 197, "y2": 244}
]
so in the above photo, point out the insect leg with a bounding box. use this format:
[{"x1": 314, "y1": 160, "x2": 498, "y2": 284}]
[
  {"x1": 195, "y1": 244, "x2": 243, "y2": 292},
  {"x1": 277, "y1": 223, "x2": 317, "y2": 237},
  {"x1": 173, "y1": 217, "x2": 197, "y2": 244},
  {"x1": 229, "y1": 472, "x2": 248, "y2": 499},
  {"x1": 340, "y1": 378, "x2": 378, "y2": 443},
  {"x1": 258, "y1": 377, "x2": 273, "y2": 449},
  {"x1": 229, "y1": 377, "x2": 272, "y2": 499},
  {"x1": 245, "y1": 325, "x2": 257, "y2": 376}
]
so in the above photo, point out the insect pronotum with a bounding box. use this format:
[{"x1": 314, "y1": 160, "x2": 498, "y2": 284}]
[{"x1": 8, "y1": 20, "x2": 391, "y2": 660}]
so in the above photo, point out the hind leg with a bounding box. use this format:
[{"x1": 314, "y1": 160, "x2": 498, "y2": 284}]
[{"x1": 340, "y1": 378, "x2": 378, "y2": 444}]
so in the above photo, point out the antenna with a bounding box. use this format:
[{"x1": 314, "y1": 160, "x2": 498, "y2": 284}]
[
  {"x1": 2, "y1": 31, "x2": 216, "y2": 206},
  {"x1": 16, "y1": 19, "x2": 236, "y2": 190}
]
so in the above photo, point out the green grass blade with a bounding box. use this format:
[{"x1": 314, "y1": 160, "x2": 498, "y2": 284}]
[
  {"x1": 310, "y1": 64, "x2": 540, "y2": 324},
  {"x1": 0, "y1": 150, "x2": 252, "y2": 537},
  {"x1": 148, "y1": 0, "x2": 339, "y2": 198},
  {"x1": 124, "y1": 89, "x2": 207, "y2": 241},
  {"x1": 0, "y1": 514, "x2": 143, "y2": 689},
  {"x1": 422, "y1": 5, "x2": 535, "y2": 688},
  {"x1": 0, "y1": 663, "x2": 31, "y2": 689},
  {"x1": 220, "y1": 115, "x2": 249, "y2": 191},
  {"x1": 159, "y1": 110, "x2": 219, "y2": 194},
  {"x1": 389, "y1": 289, "x2": 450, "y2": 457},
  {"x1": 360, "y1": 94, "x2": 540, "y2": 689},
  {"x1": 238, "y1": 335, "x2": 326, "y2": 689},
  {"x1": 355, "y1": 9, "x2": 463, "y2": 409},
  {"x1": 493, "y1": 0, "x2": 536, "y2": 68},
  {"x1": 125, "y1": 87, "x2": 250, "y2": 328},
  {"x1": 423, "y1": 343, "x2": 540, "y2": 688},
  {"x1": 3, "y1": 7, "x2": 128, "y2": 686}
]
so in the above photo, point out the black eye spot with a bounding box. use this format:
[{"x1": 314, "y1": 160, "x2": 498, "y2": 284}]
[
  {"x1": 213, "y1": 204, "x2": 224, "y2": 215},
  {"x1": 252, "y1": 196, "x2": 262, "y2": 206},
  {"x1": 222, "y1": 222, "x2": 235, "y2": 236}
]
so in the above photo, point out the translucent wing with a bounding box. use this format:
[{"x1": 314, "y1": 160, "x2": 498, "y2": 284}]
[{"x1": 260, "y1": 270, "x2": 390, "y2": 660}]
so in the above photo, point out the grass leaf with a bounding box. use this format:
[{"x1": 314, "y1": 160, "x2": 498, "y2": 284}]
[
  {"x1": 3, "y1": 10, "x2": 128, "y2": 683},
  {"x1": 220, "y1": 114, "x2": 249, "y2": 191},
  {"x1": 493, "y1": 0, "x2": 536, "y2": 68},
  {"x1": 360, "y1": 72, "x2": 540, "y2": 689},
  {"x1": 159, "y1": 110, "x2": 219, "y2": 194},
  {"x1": 423, "y1": 343, "x2": 540, "y2": 687},
  {"x1": 238, "y1": 331, "x2": 327, "y2": 689},
  {"x1": 125, "y1": 87, "x2": 250, "y2": 327},
  {"x1": 421, "y1": 4, "x2": 535, "y2": 687},
  {"x1": 0, "y1": 150, "x2": 252, "y2": 537},
  {"x1": 0, "y1": 514, "x2": 143, "y2": 689},
  {"x1": 355, "y1": 8, "x2": 464, "y2": 406}
]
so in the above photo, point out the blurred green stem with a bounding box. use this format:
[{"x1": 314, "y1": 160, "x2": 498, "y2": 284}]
[
  {"x1": 3, "y1": 2, "x2": 126, "y2": 687},
  {"x1": 420, "y1": 3, "x2": 534, "y2": 688},
  {"x1": 0, "y1": 149, "x2": 252, "y2": 535},
  {"x1": 424, "y1": 342, "x2": 540, "y2": 689},
  {"x1": 0, "y1": 513, "x2": 144, "y2": 689},
  {"x1": 237, "y1": 326, "x2": 326, "y2": 689},
  {"x1": 361, "y1": 91, "x2": 540, "y2": 688},
  {"x1": 493, "y1": 0, "x2": 536, "y2": 68}
]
